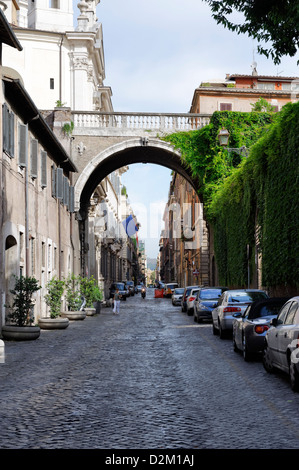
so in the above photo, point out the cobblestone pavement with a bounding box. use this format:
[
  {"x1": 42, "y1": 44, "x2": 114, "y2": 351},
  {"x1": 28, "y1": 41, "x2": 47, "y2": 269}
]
[{"x1": 1, "y1": 288, "x2": 299, "y2": 450}]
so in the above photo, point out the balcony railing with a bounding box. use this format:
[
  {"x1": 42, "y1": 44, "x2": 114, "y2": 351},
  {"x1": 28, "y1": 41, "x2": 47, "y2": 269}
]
[{"x1": 72, "y1": 111, "x2": 211, "y2": 132}]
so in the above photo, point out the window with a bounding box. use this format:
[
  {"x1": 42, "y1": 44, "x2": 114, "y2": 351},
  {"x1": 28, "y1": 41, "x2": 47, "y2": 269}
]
[
  {"x1": 220, "y1": 103, "x2": 232, "y2": 111},
  {"x1": 56, "y1": 168, "x2": 64, "y2": 200},
  {"x1": 30, "y1": 139, "x2": 38, "y2": 179},
  {"x1": 277, "y1": 302, "x2": 291, "y2": 325},
  {"x1": 49, "y1": 0, "x2": 59, "y2": 8},
  {"x1": 284, "y1": 302, "x2": 299, "y2": 325},
  {"x1": 41, "y1": 151, "x2": 47, "y2": 188},
  {"x1": 3, "y1": 103, "x2": 15, "y2": 157},
  {"x1": 18, "y1": 123, "x2": 28, "y2": 168},
  {"x1": 50, "y1": 78, "x2": 54, "y2": 89},
  {"x1": 30, "y1": 237, "x2": 36, "y2": 276}
]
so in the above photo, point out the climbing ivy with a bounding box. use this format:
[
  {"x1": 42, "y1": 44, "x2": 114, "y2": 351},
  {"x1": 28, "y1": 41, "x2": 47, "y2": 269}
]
[{"x1": 163, "y1": 105, "x2": 299, "y2": 292}]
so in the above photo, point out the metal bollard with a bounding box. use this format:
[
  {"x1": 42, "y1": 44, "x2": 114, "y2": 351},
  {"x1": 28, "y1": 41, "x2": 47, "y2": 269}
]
[{"x1": 0, "y1": 339, "x2": 5, "y2": 364}]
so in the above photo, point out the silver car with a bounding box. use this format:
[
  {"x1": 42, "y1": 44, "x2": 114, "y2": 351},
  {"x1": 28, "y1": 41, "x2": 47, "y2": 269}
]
[
  {"x1": 172, "y1": 287, "x2": 184, "y2": 306},
  {"x1": 186, "y1": 288, "x2": 200, "y2": 316},
  {"x1": 212, "y1": 289, "x2": 269, "y2": 339},
  {"x1": 233, "y1": 297, "x2": 289, "y2": 361},
  {"x1": 263, "y1": 296, "x2": 299, "y2": 392}
]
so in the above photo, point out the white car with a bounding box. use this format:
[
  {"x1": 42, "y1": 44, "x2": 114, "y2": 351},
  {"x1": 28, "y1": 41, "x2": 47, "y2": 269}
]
[
  {"x1": 263, "y1": 296, "x2": 299, "y2": 391},
  {"x1": 186, "y1": 288, "x2": 200, "y2": 316},
  {"x1": 172, "y1": 288, "x2": 184, "y2": 306},
  {"x1": 212, "y1": 289, "x2": 269, "y2": 338}
]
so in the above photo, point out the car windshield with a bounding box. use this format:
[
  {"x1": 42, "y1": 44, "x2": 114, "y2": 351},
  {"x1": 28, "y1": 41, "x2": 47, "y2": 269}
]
[
  {"x1": 167, "y1": 284, "x2": 178, "y2": 289},
  {"x1": 126, "y1": 281, "x2": 134, "y2": 286},
  {"x1": 200, "y1": 289, "x2": 223, "y2": 299},
  {"x1": 229, "y1": 292, "x2": 268, "y2": 303},
  {"x1": 174, "y1": 288, "x2": 184, "y2": 294}
]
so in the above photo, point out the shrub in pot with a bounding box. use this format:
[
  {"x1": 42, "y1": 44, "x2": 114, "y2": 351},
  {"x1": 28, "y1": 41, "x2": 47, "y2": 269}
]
[
  {"x1": 79, "y1": 275, "x2": 103, "y2": 315},
  {"x1": 2, "y1": 275, "x2": 41, "y2": 341},
  {"x1": 39, "y1": 277, "x2": 69, "y2": 329},
  {"x1": 61, "y1": 274, "x2": 86, "y2": 320}
]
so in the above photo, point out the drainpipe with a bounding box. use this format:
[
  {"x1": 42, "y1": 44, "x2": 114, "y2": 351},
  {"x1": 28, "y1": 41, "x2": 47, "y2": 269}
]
[
  {"x1": 25, "y1": 162, "x2": 29, "y2": 276},
  {"x1": 59, "y1": 35, "x2": 64, "y2": 103}
]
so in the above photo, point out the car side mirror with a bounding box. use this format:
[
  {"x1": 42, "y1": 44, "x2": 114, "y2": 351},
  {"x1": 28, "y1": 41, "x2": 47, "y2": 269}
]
[
  {"x1": 270, "y1": 318, "x2": 278, "y2": 327},
  {"x1": 233, "y1": 312, "x2": 241, "y2": 318}
]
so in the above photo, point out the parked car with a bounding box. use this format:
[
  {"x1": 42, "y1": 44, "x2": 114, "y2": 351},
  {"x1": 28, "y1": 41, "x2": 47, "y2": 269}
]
[
  {"x1": 109, "y1": 282, "x2": 127, "y2": 301},
  {"x1": 125, "y1": 280, "x2": 135, "y2": 296},
  {"x1": 181, "y1": 286, "x2": 200, "y2": 312},
  {"x1": 194, "y1": 287, "x2": 228, "y2": 323},
  {"x1": 263, "y1": 296, "x2": 299, "y2": 391},
  {"x1": 172, "y1": 288, "x2": 185, "y2": 306},
  {"x1": 212, "y1": 289, "x2": 269, "y2": 338},
  {"x1": 164, "y1": 282, "x2": 179, "y2": 298},
  {"x1": 233, "y1": 297, "x2": 290, "y2": 361},
  {"x1": 186, "y1": 288, "x2": 200, "y2": 316}
]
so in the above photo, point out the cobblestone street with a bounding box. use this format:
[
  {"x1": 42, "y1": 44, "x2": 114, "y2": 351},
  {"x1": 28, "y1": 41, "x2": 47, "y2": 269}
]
[{"x1": 1, "y1": 289, "x2": 299, "y2": 450}]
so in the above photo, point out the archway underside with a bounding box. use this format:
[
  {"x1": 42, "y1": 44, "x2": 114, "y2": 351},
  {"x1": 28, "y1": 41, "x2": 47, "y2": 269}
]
[{"x1": 79, "y1": 145, "x2": 200, "y2": 216}]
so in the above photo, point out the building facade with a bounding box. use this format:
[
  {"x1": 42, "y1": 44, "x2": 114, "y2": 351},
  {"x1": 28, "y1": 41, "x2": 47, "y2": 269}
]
[{"x1": 190, "y1": 71, "x2": 299, "y2": 114}]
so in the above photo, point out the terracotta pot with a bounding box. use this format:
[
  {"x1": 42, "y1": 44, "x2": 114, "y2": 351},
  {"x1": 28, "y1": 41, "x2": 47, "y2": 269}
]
[
  {"x1": 1, "y1": 325, "x2": 41, "y2": 341},
  {"x1": 60, "y1": 311, "x2": 86, "y2": 321},
  {"x1": 38, "y1": 317, "x2": 69, "y2": 330}
]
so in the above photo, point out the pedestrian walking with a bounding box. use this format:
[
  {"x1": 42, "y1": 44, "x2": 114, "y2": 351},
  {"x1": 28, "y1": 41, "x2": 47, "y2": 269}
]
[{"x1": 113, "y1": 288, "x2": 120, "y2": 315}]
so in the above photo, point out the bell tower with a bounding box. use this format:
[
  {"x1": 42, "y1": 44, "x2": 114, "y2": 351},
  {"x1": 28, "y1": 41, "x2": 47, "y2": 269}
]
[{"x1": 27, "y1": 0, "x2": 74, "y2": 32}]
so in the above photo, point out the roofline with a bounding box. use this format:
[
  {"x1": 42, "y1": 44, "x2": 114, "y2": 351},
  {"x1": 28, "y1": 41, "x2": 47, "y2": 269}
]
[
  {"x1": 0, "y1": 8, "x2": 22, "y2": 51},
  {"x1": 3, "y1": 77, "x2": 77, "y2": 173}
]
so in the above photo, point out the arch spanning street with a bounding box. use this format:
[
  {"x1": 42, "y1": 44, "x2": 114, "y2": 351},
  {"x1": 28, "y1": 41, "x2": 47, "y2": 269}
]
[{"x1": 70, "y1": 111, "x2": 211, "y2": 216}]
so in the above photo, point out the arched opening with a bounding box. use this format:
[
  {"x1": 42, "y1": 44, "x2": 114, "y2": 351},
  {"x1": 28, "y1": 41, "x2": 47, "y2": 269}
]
[{"x1": 74, "y1": 138, "x2": 208, "y2": 299}]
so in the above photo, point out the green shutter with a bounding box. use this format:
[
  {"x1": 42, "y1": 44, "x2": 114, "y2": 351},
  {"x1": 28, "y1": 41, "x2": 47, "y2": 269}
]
[
  {"x1": 18, "y1": 124, "x2": 28, "y2": 168},
  {"x1": 30, "y1": 139, "x2": 38, "y2": 179},
  {"x1": 41, "y1": 151, "x2": 47, "y2": 188}
]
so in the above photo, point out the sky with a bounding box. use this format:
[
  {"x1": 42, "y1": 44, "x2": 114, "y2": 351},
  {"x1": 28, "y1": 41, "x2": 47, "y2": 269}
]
[{"x1": 74, "y1": 0, "x2": 298, "y2": 259}]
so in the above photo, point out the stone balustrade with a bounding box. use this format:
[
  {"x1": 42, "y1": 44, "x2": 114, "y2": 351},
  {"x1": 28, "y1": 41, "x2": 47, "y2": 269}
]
[{"x1": 72, "y1": 111, "x2": 211, "y2": 134}]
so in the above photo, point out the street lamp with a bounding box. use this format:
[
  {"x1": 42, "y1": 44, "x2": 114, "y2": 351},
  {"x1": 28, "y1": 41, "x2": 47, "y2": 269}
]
[
  {"x1": 217, "y1": 127, "x2": 230, "y2": 146},
  {"x1": 218, "y1": 127, "x2": 249, "y2": 157}
]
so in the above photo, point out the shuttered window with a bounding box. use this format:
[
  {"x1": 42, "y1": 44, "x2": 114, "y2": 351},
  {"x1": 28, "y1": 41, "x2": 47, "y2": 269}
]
[
  {"x1": 30, "y1": 139, "x2": 38, "y2": 179},
  {"x1": 41, "y1": 151, "x2": 47, "y2": 188},
  {"x1": 220, "y1": 103, "x2": 232, "y2": 111},
  {"x1": 63, "y1": 176, "x2": 69, "y2": 208},
  {"x1": 3, "y1": 103, "x2": 15, "y2": 157},
  {"x1": 69, "y1": 186, "x2": 75, "y2": 213},
  {"x1": 51, "y1": 166, "x2": 56, "y2": 197},
  {"x1": 56, "y1": 167, "x2": 64, "y2": 200},
  {"x1": 18, "y1": 124, "x2": 28, "y2": 168}
]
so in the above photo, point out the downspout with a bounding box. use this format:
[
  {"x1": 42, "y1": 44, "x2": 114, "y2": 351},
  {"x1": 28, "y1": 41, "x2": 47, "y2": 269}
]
[{"x1": 59, "y1": 35, "x2": 64, "y2": 103}]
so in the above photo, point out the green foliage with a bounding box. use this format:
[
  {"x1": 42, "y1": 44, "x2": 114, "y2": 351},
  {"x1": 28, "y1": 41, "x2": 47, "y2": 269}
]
[
  {"x1": 62, "y1": 121, "x2": 74, "y2": 137},
  {"x1": 204, "y1": 0, "x2": 299, "y2": 64},
  {"x1": 44, "y1": 277, "x2": 65, "y2": 318},
  {"x1": 64, "y1": 274, "x2": 82, "y2": 311},
  {"x1": 164, "y1": 105, "x2": 299, "y2": 290},
  {"x1": 209, "y1": 103, "x2": 299, "y2": 289},
  {"x1": 251, "y1": 97, "x2": 276, "y2": 113},
  {"x1": 6, "y1": 275, "x2": 41, "y2": 327},
  {"x1": 79, "y1": 275, "x2": 103, "y2": 308}
]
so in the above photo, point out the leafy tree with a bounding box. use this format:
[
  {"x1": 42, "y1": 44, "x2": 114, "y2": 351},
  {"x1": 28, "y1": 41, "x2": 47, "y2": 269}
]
[
  {"x1": 204, "y1": 0, "x2": 299, "y2": 64},
  {"x1": 251, "y1": 97, "x2": 275, "y2": 113}
]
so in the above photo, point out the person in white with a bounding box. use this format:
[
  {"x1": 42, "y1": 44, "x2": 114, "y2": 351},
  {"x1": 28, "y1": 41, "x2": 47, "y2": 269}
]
[{"x1": 113, "y1": 289, "x2": 120, "y2": 315}]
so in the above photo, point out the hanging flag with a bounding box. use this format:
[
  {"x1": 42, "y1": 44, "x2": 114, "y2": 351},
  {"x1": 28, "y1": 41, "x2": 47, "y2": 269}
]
[{"x1": 122, "y1": 215, "x2": 139, "y2": 237}]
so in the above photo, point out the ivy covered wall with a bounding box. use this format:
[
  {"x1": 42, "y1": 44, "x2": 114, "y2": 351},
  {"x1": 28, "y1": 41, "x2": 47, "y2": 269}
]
[{"x1": 164, "y1": 103, "x2": 299, "y2": 294}]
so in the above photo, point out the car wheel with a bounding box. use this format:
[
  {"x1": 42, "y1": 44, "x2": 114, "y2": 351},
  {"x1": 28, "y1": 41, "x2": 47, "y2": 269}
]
[
  {"x1": 289, "y1": 356, "x2": 299, "y2": 392},
  {"x1": 262, "y1": 344, "x2": 273, "y2": 373},
  {"x1": 219, "y1": 322, "x2": 226, "y2": 339},
  {"x1": 242, "y1": 335, "x2": 252, "y2": 362},
  {"x1": 232, "y1": 333, "x2": 238, "y2": 352}
]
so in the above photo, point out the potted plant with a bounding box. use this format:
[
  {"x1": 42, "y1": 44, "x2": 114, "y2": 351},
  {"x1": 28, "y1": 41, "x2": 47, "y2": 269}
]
[
  {"x1": 79, "y1": 275, "x2": 103, "y2": 315},
  {"x1": 2, "y1": 275, "x2": 41, "y2": 341},
  {"x1": 61, "y1": 274, "x2": 86, "y2": 321},
  {"x1": 38, "y1": 277, "x2": 69, "y2": 330}
]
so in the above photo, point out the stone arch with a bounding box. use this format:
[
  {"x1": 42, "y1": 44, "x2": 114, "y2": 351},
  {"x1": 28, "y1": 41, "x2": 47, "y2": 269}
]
[{"x1": 75, "y1": 138, "x2": 200, "y2": 216}]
